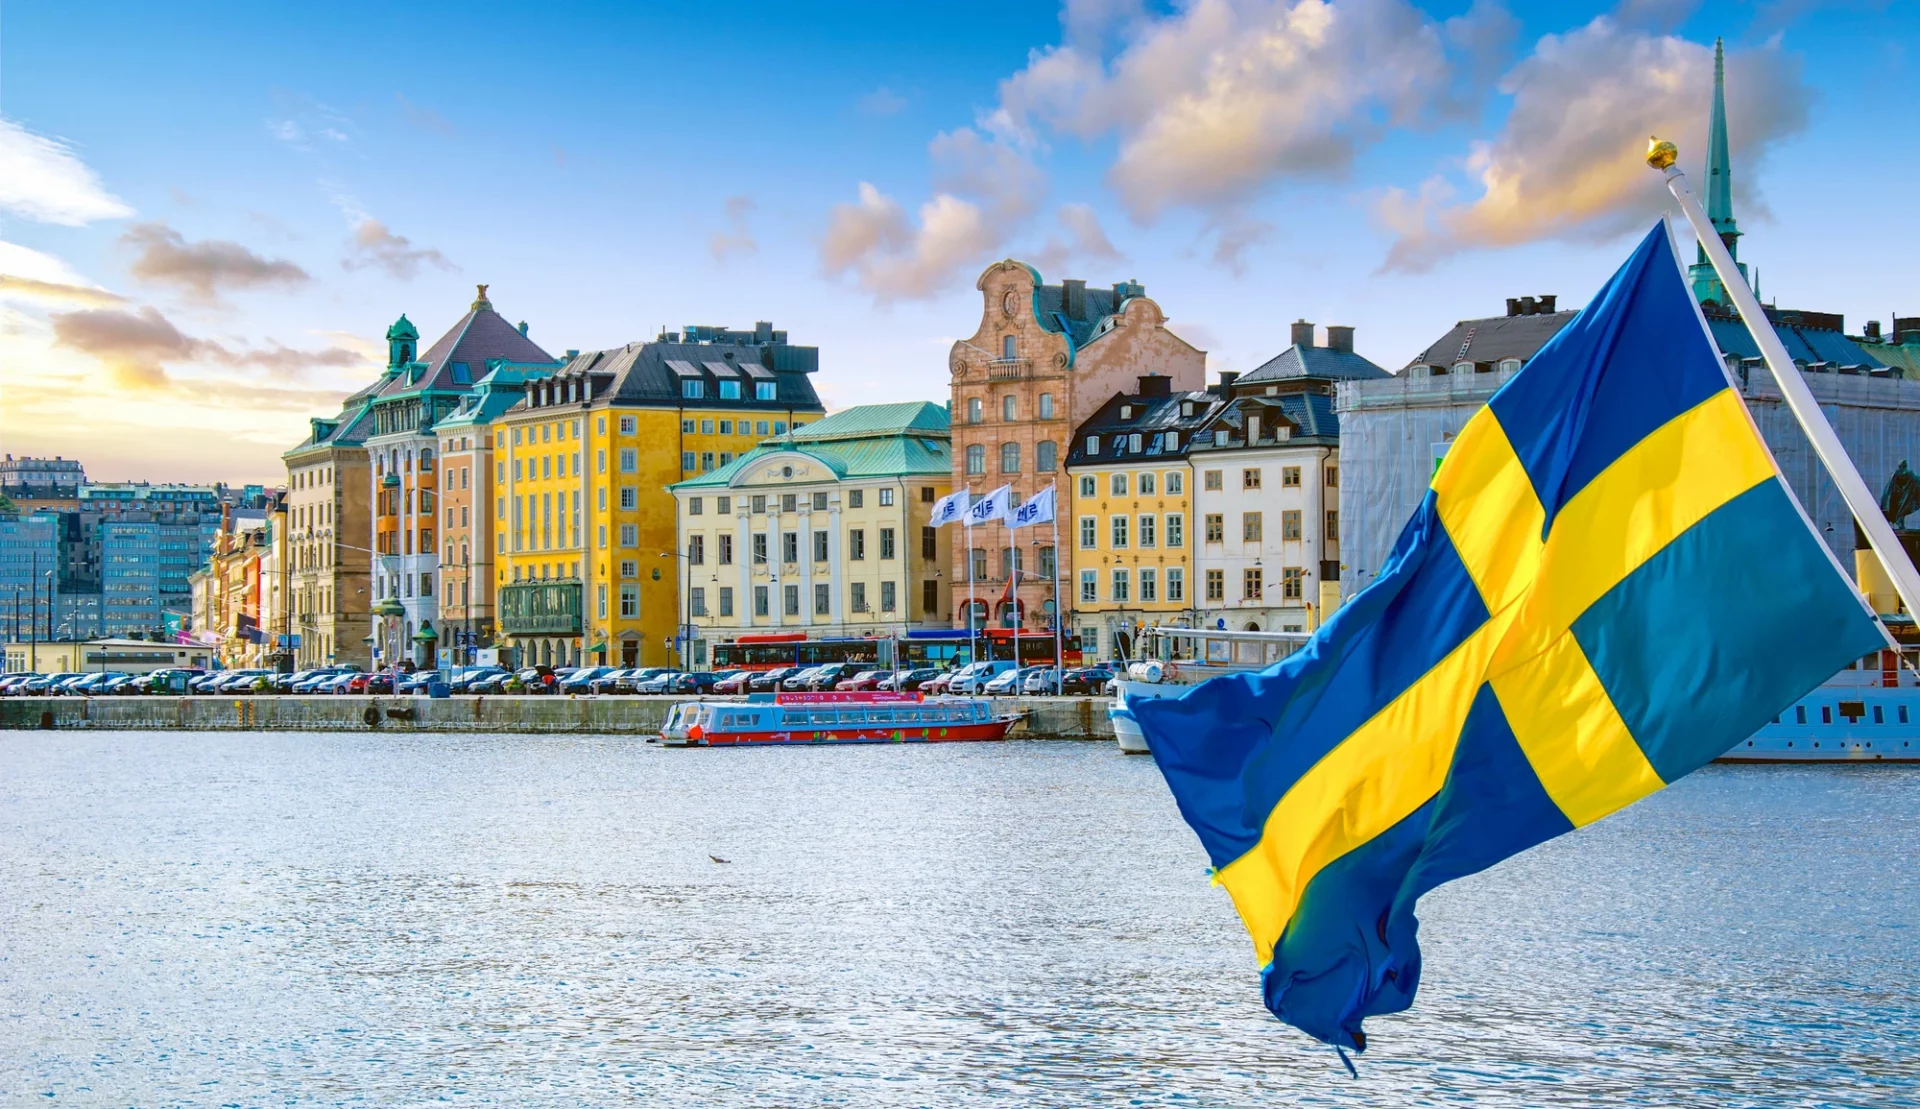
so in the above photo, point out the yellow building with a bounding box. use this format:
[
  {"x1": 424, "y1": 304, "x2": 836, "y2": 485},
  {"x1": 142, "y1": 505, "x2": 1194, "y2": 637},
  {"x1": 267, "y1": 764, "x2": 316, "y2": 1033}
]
[
  {"x1": 1063, "y1": 377, "x2": 1224, "y2": 660},
  {"x1": 494, "y1": 325, "x2": 824, "y2": 668}
]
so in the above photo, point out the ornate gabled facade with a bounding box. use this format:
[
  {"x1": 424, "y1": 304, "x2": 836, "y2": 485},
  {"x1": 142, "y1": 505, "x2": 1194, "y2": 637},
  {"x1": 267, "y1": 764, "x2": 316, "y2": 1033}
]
[
  {"x1": 948, "y1": 262, "x2": 1205, "y2": 637},
  {"x1": 362, "y1": 286, "x2": 555, "y2": 665},
  {"x1": 283, "y1": 379, "x2": 378, "y2": 667}
]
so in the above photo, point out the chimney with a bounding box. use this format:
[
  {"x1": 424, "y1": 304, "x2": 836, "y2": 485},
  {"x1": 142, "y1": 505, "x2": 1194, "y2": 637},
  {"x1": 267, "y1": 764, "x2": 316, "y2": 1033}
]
[
  {"x1": 1507, "y1": 297, "x2": 1522, "y2": 317},
  {"x1": 1063, "y1": 279, "x2": 1087, "y2": 319},
  {"x1": 1539, "y1": 295, "x2": 1557, "y2": 313},
  {"x1": 1325, "y1": 325, "x2": 1354, "y2": 353},
  {"x1": 1896, "y1": 317, "x2": 1920, "y2": 344},
  {"x1": 1865, "y1": 320, "x2": 1883, "y2": 341},
  {"x1": 755, "y1": 320, "x2": 773, "y2": 343},
  {"x1": 518, "y1": 321, "x2": 529, "y2": 336},
  {"x1": 1216, "y1": 370, "x2": 1240, "y2": 395},
  {"x1": 1137, "y1": 373, "x2": 1171, "y2": 397},
  {"x1": 1290, "y1": 319, "x2": 1315, "y2": 348}
]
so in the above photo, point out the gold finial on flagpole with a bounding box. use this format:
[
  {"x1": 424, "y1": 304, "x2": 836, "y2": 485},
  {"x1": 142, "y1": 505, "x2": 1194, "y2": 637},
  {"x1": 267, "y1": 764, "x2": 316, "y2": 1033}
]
[{"x1": 1645, "y1": 136, "x2": 1678, "y2": 171}]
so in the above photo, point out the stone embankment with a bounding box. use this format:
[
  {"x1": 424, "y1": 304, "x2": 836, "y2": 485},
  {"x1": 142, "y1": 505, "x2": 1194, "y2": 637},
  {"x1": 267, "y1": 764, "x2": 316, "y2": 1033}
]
[{"x1": 0, "y1": 696, "x2": 1117, "y2": 740}]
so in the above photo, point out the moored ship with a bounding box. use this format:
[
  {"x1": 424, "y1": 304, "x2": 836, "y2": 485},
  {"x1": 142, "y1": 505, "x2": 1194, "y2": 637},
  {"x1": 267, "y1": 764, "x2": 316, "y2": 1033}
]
[{"x1": 659, "y1": 691, "x2": 1020, "y2": 747}]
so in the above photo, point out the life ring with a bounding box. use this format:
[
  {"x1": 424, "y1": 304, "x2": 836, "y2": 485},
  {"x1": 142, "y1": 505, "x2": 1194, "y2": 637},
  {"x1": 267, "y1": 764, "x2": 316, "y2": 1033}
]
[{"x1": 363, "y1": 705, "x2": 380, "y2": 727}]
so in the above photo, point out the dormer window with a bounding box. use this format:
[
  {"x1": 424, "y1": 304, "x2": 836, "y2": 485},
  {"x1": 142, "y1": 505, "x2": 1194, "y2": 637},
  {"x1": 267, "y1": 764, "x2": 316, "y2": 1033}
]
[
  {"x1": 1454, "y1": 361, "x2": 1476, "y2": 375},
  {"x1": 683, "y1": 379, "x2": 704, "y2": 399},
  {"x1": 1084, "y1": 435, "x2": 1099, "y2": 454},
  {"x1": 1214, "y1": 429, "x2": 1229, "y2": 446},
  {"x1": 1119, "y1": 405, "x2": 1133, "y2": 420},
  {"x1": 1498, "y1": 358, "x2": 1523, "y2": 373},
  {"x1": 1181, "y1": 401, "x2": 1194, "y2": 417}
]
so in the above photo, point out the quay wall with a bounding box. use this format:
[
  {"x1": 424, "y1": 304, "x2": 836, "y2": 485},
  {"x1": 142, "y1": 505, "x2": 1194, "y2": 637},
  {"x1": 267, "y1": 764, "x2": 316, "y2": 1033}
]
[{"x1": 0, "y1": 696, "x2": 1117, "y2": 740}]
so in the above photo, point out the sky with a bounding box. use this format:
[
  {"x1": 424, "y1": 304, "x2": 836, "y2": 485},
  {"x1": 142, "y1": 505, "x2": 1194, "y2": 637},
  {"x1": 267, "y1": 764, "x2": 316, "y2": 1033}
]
[{"x1": 1, "y1": 0, "x2": 1911, "y2": 485}]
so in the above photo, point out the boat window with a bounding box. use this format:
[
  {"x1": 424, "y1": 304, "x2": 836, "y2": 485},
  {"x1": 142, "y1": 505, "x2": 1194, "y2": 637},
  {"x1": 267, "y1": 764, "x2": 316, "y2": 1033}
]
[
  {"x1": 1874, "y1": 705, "x2": 1884, "y2": 724},
  {"x1": 1902, "y1": 705, "x2": 1910, "y2": 725},
  {"x1": 1795, "y1": 705, "x2": 1806, "y2": 724},
  {"x1": 1821, "y1": 705, "x2": 1832, "y2": 724}
]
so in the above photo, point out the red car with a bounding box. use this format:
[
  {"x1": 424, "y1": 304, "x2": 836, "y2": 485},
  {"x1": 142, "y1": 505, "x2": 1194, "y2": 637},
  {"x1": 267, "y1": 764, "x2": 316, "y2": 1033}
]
[
  {"x1": 919, "y1": 673, "x2": 954, "y2": 695},
  {"x1": 834, "y1": 669, "x2": 890, "y2": 692},
  {"x1": 712, "y1": 671, "x2": 755, "y2": 694}
]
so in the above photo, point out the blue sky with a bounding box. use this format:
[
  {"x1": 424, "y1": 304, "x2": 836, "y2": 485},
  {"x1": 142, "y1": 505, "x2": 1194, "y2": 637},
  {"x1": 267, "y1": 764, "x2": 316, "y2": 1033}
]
[{"x1": 1, "y1": 0, "x2": 1910, "y2": 482}]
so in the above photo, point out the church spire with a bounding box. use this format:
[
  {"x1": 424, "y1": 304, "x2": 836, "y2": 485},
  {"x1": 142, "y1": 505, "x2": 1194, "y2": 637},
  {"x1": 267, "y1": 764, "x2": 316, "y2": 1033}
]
[{"x1": 1689, "y1": 37, "x2": 1749, "y2": 307}]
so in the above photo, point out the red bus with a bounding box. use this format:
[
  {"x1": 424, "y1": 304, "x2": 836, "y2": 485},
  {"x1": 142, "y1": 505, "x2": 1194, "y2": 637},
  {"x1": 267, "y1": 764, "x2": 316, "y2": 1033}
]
[{"x1": 712, "y1": 630, "x2": 1082, "y2": 672}]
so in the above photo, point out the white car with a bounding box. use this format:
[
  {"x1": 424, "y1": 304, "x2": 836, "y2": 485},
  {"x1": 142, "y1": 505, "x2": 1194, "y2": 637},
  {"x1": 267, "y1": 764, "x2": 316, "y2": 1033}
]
[{"x1": 946, "y1": 660, "x2": 1018, "y2": 695}]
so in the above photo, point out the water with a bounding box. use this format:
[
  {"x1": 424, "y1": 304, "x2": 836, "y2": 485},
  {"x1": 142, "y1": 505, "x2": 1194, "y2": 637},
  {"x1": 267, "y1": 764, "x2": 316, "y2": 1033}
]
[{"x1": 1, "y1": 733, "x2": 1916, "y2": 1108}]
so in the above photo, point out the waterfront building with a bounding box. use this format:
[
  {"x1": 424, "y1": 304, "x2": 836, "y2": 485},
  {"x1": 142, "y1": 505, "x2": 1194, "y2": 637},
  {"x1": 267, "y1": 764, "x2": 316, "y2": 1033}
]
[
  {"x1": 3, "y1": 637, "x2": 216, "y2": 675},
  {"x1": 1063, "y1": 376, "x2": 1222, "y2": 659},
  {"x1": 0, "y1": 511, "x2": 62, "y2": 641},
  {"x1": 284, "y1": 385, "x2": 377, "y2": 667},
  {"x1": 362, "y1": 287, "x2": 555, "y2": 666},
  {"x1": 432, "y1": 362, "x2": 555, "y2": 665},
  {"x1": 948, "y1": 263, "x2": 1205, "y2": 636},
  {"x1": 668, "y1": 402, "x2": 952, "y2": 664},
  {"x1": 0, "y1": 455, "x2": 85, "y2": 513},
  {"x1": 493, "y1": 325, "x2": 825, "y2": 669}
]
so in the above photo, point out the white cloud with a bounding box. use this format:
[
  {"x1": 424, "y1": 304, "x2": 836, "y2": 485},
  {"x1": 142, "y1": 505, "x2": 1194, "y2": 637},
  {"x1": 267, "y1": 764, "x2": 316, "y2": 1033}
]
[
  {"x1": 0, "y1": 117, "x2": 134, "y2": 225},
  {"x1": 1377, "y1": 21, "x2": 1813, "y2": 270},
  {"x1": 709, "y1": 195, "x2": 758, "y2": 262},
  {"x1": 858, "y1": 87, "x2": 910, "y2": 116},
  {"x1": 1030, "y1": 202, "x2": 1125, "y2": 277}
]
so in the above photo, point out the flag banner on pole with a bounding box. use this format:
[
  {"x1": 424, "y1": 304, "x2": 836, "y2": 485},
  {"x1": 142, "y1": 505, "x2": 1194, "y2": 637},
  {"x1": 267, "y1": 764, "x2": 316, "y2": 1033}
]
[
  {"x1": 1010, "y1": 484, "x2": 1056, "y2": 528},
  {"x1": 1132, "y1": 222, "x2": 1886, "y2": 1053},
  {"x1": 930, "y1": 490, "x2": 971, "y2": 527},
  {"x1": 965, "y1": 485, "x2": 1013, "y2": 526}
]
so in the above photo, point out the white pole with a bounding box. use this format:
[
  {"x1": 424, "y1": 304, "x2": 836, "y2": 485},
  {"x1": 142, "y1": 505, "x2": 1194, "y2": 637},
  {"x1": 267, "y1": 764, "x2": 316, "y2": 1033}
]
[
  {"x1": 1051, "y1": 486, "x2": 1063, "y2": 693},
  {"x1": 1651, "y1": 138, "x2": 1920, "y2": 618},
  {"x1": 965, "y1": 516, "x2": 977, "y2": 667}
]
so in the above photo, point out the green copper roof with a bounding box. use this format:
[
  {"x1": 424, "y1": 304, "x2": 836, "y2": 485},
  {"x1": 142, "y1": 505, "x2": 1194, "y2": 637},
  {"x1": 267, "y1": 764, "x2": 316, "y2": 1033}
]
[{"x1": 785, "y1": 400, "x2": 950, "y2": 442}]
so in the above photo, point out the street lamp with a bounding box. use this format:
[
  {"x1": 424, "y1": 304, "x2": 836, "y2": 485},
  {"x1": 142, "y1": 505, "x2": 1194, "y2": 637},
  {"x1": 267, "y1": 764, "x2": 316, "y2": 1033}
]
[
  {"x1": 658, "y1": 547, "x2": 694, "y2": 671},
  {"x1": 373, "y1": 595, "x2": 405, "y2": 691}
]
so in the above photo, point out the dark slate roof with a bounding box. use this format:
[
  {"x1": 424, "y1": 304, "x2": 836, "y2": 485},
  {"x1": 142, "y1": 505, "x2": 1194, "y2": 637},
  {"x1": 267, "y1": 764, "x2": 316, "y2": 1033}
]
[
  {"x1": 1706, "y1": 312, "x2": 1886, "y2": 368},
  {"x1": 284, "y1": 385, "x2": 378, "y2": 457},
  {"x1": 376, "y1": 301, "x2": 555, "y2": 398},
  {"x1": 1406, "y1": 311, "x2": 1579, "y2": 370},
  {"x1": 1190, "y1": 392, "x2": 1341, "y2": 453},
  {"x1": 1065, "y1": 388, "x2": 1227, "y2": 466},
  {"x1": 532, "y1": 336, "x2": 826, "y2": 413},
  {"x1": 1239, "y1": 343, "x2": 1389, "y2": 384}
]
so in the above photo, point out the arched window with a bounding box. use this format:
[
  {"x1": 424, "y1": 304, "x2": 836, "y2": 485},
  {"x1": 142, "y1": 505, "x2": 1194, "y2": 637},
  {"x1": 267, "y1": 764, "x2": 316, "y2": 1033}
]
[
  {"x1": 420, "y1": 447, "x2": 434, "y2": 471},
  {"x1": 1000, "y1": 442, "x2": 1020, "y2": 473},
  {"x1": 965, "y1": 444, "x2": 986, "y2": 474},
  {"x1": 1036, "y1": 440, "x2": 1057, "y2": 472}
]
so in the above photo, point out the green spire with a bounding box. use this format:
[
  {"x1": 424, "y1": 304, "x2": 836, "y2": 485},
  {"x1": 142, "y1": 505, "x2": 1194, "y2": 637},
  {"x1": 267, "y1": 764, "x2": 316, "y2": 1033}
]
[{"x1": 1689, "y1": 37, "x2": 1749, "y2": 307}]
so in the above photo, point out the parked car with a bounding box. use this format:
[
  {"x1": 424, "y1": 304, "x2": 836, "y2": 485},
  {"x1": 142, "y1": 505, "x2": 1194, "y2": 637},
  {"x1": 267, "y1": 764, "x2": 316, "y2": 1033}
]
[
  {"x1": 55, "y1": 673, "x2": 110, "y2": 695},
  {"x1": 1022, "y1": 667, "x2": 1061, "y2": 696},
  {"x1": 0, "y1": 674, "x2": 41, "y2": 695},
  {"x1": 946, "y1": 660, "x2": 1018, "y2": 695},
  {"x1": 1056, "y1": 667, "x2": 1114, "y2": 696},
  {"x1": 606, "y1": 667, "x2": 670, "y2": 694},
  {"x1": 835, "y1": 669, "x2": 890, "y2": 692},
  {"x1": 665, "y1": 671, "x2": 726, "y2": 695},
  {"x1": 630, "y1": 670, "x2": 686, "y2": 694},
  {"x1": 791, "y1": 662, "x2": 859, "y2": 691},
  {"x1": 557, "y1": 666, "x2": 614, "y2": 694},
  {"x1": 918, "y1": 672, "x2": 953, "y2": 695},
  {"x1": 983, "y1": 666, "x2": 1043, "y2": 696},
  {"x1": 395, "y1": 670, "x2": 443, "y2": 695},
  {"x1": 712, "y1": 670, "x2": 756, "y2": 694},
  {"x1": 447, "y1": 666, "x2": 506, "y2": 693},
  {"x1": 512, "y1": 666, "x2": 559, "y2": 694},
  {"x1": 583, "y1": 668, "x2": 635, "y2": 694},
  {"x1": 747, "y1": 666, "x2": 805, "y2": 694},
  {"x1": 874, "y1": 667, "x2": 940, "y2": 692}
]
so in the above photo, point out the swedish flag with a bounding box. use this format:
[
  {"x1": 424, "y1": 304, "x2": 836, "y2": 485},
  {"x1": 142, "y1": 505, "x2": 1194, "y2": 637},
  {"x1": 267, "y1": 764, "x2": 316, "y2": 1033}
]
[{"x1": 1132, "y1": 223, "x2": 1886, "y2": 1051}]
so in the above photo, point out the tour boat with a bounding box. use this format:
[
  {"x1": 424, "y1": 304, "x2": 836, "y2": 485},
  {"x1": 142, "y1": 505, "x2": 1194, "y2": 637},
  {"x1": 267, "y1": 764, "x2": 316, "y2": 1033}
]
[
  {"x1": 659, "y1": 690, "x2": 1020, "y2": 747},
  {"x1": 1109, "y1": 626, "x2": 1310, "y2": 754}
]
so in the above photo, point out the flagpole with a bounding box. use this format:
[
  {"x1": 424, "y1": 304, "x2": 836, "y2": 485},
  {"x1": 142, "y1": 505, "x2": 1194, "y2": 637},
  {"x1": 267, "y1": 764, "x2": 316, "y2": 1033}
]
[
  {"x1": 1051, "y1": 484, "x2": 1063, "y2": 693},
  {"x1": 1649, "y1": 137, "x2": 1920, "y2": 619},
  {"x1": 1008, "y1": 511, "x2": 1017, "y2": 666},
  {"x1": 965, "y1": 513, "x2": 977, "y2": 667}
]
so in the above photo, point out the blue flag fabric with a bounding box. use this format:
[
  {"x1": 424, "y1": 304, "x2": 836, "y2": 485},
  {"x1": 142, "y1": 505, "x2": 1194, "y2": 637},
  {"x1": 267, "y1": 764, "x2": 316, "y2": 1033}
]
[{"x1": 1132, "y1": 222, "x2": 1886, "y2": 1051}]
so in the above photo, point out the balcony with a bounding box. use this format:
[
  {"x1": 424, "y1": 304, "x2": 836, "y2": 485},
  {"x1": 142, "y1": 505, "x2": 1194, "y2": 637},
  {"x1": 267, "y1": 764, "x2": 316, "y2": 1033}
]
[
  {"x1": 987, "y1": 358, "x2": 1031, "y2": 380},
  {"x1": 498, "y1": 579, "x2": 583, "y2": 636}
]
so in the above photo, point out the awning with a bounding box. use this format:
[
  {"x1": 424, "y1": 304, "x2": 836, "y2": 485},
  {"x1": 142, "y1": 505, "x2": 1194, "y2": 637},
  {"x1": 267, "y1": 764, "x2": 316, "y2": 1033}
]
[
  {"x1": 412, "y1": 624, "x2": 438, "y2": 641},
  {"x1": 586, "y1": 641, "x2": 607, "y2": 653}
]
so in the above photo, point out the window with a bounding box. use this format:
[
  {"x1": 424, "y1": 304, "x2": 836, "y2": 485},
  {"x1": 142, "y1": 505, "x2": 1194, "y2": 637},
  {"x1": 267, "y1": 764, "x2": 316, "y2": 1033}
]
[
  {"x1": 596, "y1": 450, "x2": 606, "y2": 474},
  {"x1": 1106, "y1": 473, "x2": 1126, "y2": 497},
  {"x1": 1111, "y1": 569, "x2": 1130, "y2": 602},
  {"x1": 1282, "y1": 510, "x2": 1302, "y2": 540},
  {"x1": 1129, "y1": 433, "x2": 1142, "y2": 453},
  {"x1": 851, "y1": 582, "x2": 868, "y2": 612},
  {"x1": 782, "y1": 531, "x2": 798, "y2": 563},
  {"x1": 1206, "y1": 569, "x2": 1224, "y2": 601},
  {"x1": 921, "y1": 526, "x2": 937, "y2": 559},
  {"x1": 598, "y1": 525, "x2": 607, "y2": 549},
  {"x1": 1036, "y1": 440, "x2": 1057, "y2": 472},
  {"x1": 1139, "y1": 514, "x2": 1157, "y2": 548},
  {"x1": 1139, "y1": 472, "x2": 1157, "y2": 496},
  {"x1": 1079, "y1": 516, "x2": 1097, "y2": 549},
  {"x1": 718, "y1": 496, "x2": 731, "y2": 513},
  {"x1": 756, "y1": 382, "x2": 777, "y2": 401},
  {"x1": 682, "y1": 451, "x2": 697, "y2": 470},
  {"x1": 783, "y1": 584, "x2": 799, "y2": 616},
  {"x1": 967, "y1": 398, "x2": 983, "y2": 424},
  {"x1": 1282, "y1": 466, "x2": 1301, "y2": 487},
  {"x1": 772, "y1": 422, "x2": 785, "y2": 434},
  {"x1": 1078, "y1": 475, "x2": 1096, "y2": 497},
  {"x1": 719, "y1": 587, "x2": 734, "y2": 617},
  {"x1": 1080, "y1": 570, "x2": 1098, "y2": 603},
  {"x1": 1244, "y1": 468, "x2": 1263, "y2": 490},
  {"x1": 1039, "y1": 393, "x2": 1055, "y2": 419},
  {"x1": 701, "y1": 419, "x2": 715, "y2": 435},
  {"x1": 782, "y1": 494, "x2": 797, "y2": 513},
  {"x1": 1085, "y1": 435, "x2": 1100, "y2": 455},
  {"x1": 752, "y1": 534, "x2": 768, "y2": 564},
  {"x1": 690, "y1": 497, "x2": 704, "y2": 516},
  {"x1": 1001, "y1": 442, "x2": 1020, "y2": 473},
  {"x1": 1205, "y1": 514, "x2": 1224, "y2": 542},
  {"x1": 880, "y1": 528, "x2": 896, "y2": 559},
  {"x1": 718, "y1": 534, "x2": 734, "y2": 564},
  {"x1": 849, "y1": 529, "x2": 866, "y2": 559},
  {"x1": 1244, "y1": 567, "x2": 1263, "y2": 600},
  {"x1": 1325, "y1": 466, "x2": 1339, "y2": 488},
  {"x1": 1167, "y1": 513, "x2": 1184, "y2": 548},
  {"x1": 1163, "y1": 471, "x2": 1183, "y2": 495},
  {"x1": 620, "y1": 487, "x2": 638, "y2": 509},
  {"x1": 881, "y1": 581, "x2": 897, "y2": 612},
  {"x1": 1002, "y1": 335, "x2": 1016, "y2": 359},
  {"x1": 682, "y1": 419, "x2": 696, "y2": 434},
  {"x1": 1203, "y1": 469, "x2": 1222, "y2": 492},
  {"x1": 922, "y1": 580, "x2": 939, "y2": 615},
  {"x1": 751, "y1": 495, "x2": 767, "y2": 514},
  {"x1": 1326, "y1": 510, "x2": 1340, "y2": 541},
  {"x1": 814, "y1": 492, "x2": 829, "y2": 511},
  {"x1": 720, "y1": 380, "x2": 742, "y2": 400},
  {"x1": 849, "y1": 490, "x2": 864, "y2": 509},
  {"x1": 879, "y1": 487, "x2": 894, "y2": 507},
  {"x1": 1110, "y1": 515, "x2": 1129, "y2": 548},
  {"x1": 688, "y1": 535, "x2": 705, "y2": 564},
  {"x1": 1243, "y1": 513, "x2": 1262, "y2": 541},
  {"x1": 620, "y1": 559, "x2": 638, "y2": 579},
  {"x1": 815, "y1": 583, "x2": 831, "y2": 615},
  {"x1": 1139, "y1": 568, "x2": 1158, "y2": 603},
  {"x1": 1282, "y1": 567, "x2": 1306, "y2": 601},
  {"x1": 619, "y1": 449, "x2": 637, "y2": 473},
  {"x1": 620, "y1": 585, "x2": 639, "y2": 617},
  {"x1": 597, "y1": 584, "x2": 608, "y2": 618},
  {"x1": 700, "y1": 452, "x2": 715, "y2": 472},
  {"x1": 619, "y1": 415, "x2": 636, "y2": 434},
  {"x1": 1167, "y1": 568, "x2": 1185, "y2": 602},
  {"x1": 754, "y1": 586, "x2": 769, "y2": 617},
  {"x1": 966, "y1": 445, "x2": 986, "y2": 474},
  {"x1": 682, "y1": 380, "x2": 704, "y2": 399},
  {"x1": 719, "y1": 452, "x2": 733, "y2": 466},
  {"x1": 690, "y1": 587, "x2": 708, "y2": 617}
]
